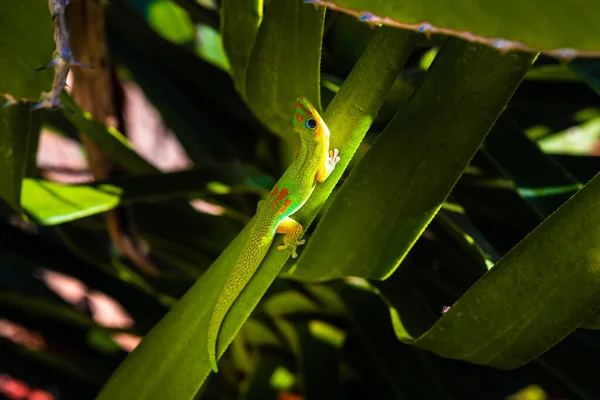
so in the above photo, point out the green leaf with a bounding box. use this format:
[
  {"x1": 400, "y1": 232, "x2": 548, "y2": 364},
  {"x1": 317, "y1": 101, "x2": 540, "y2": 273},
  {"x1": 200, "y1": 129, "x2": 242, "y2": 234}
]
[
  {"x1": 21, "y1": 165, "x2": 265, "y2": 225},
  {"x1": 21, "y1": 179, "x2": 122, "y2": 225},
  {"x1": 95, "y1": 26, "x2": 415, "y2": 400},
  {"x1": 0, "y1": 106, "x2": 41, "y2": 211},
  {"x1": 147, "y1": 0, "x2": 195, "y2": 44},
  {"x1": 289, "y1": 38, "x2": 536, "y2": 282},
  {"x1": 196, "y1": 24, "x2": 231, "y2": 72},
  {"x1": 0, "y1": 0, "x2": 51, "y2": 210},
  {"x1": 386, "y1": 170, "x2": 600, "y2": 369},
  {"x1": 313, "y1": 0, "x2": 600, "y2": 56},
  {"x1": 244, "y1": 0, "x2": 325, "y2": 140},
  {"x1": 221, "y1": 0, "x2": 263, "y2": 93},
  {"x1": 0, "y1": 0, "x2": 54, "y2": 101}
]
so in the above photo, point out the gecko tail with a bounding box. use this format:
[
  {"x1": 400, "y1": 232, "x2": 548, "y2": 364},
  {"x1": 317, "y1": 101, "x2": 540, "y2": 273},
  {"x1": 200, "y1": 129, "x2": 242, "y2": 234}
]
[{"x1": 209, "y1": 355, "x2": 219, "y2": 373}]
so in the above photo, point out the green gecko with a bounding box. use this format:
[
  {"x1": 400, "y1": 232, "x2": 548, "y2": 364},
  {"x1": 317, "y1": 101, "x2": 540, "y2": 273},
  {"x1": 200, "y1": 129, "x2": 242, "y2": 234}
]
[{"x1": 207, "y1": 97, "x2": 340, "y2": 373}]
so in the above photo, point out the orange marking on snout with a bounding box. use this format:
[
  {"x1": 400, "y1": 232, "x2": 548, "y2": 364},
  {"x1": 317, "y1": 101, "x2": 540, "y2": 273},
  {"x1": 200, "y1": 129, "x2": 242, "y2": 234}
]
[
  {"x1": 297, "y1": 102, "x2": 311, "y2": 116},
  {"x1": 279, "y1": 199, "x2": 293, "y2": 215},
  {"x1": 276, "y1": 188, "x2": 289, "y2": 201}
]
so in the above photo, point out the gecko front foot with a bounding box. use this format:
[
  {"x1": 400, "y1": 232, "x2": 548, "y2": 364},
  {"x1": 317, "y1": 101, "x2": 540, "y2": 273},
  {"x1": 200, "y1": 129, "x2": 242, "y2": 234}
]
[
  {"x1": 328, "y1": 149, "x2": 341, "y2": 168},
  {"x1": 277, "y1": 239, "x2": 306, "y2": 258}
]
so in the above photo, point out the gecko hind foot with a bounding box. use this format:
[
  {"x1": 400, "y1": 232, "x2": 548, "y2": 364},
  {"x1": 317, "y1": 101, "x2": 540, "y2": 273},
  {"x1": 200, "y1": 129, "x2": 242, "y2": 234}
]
[{"x1": 277, "y1": 239, "x2": 306, "y2": 258}]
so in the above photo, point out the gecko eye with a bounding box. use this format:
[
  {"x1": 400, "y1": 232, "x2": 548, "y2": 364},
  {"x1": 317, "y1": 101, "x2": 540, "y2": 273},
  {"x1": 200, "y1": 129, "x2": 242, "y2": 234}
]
[{"x1": 306, "y1": 118, "x2": 317, "y2": 130}]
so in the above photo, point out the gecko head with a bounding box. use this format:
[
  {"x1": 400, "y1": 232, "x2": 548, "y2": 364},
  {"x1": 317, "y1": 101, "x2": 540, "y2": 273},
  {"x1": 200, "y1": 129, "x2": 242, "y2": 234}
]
[{"x1": 291, "y1": 97, "x2": 328, "y2": 140}]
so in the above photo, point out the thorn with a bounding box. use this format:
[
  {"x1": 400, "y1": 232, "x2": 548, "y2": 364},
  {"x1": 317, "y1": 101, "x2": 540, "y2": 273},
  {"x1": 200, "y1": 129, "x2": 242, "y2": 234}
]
[
  {"x1": 36, "y1": 59, "x2": 58, "y2": 71},
  {"x1": 359, "y1": 12, "x2": 375, "y2": 21},
  {"x1": 2, "y1": 95, "x2": 18, "y2": 108},
  {"x1": 29, "y1": 101, "x2": 49, "y2": 112}
]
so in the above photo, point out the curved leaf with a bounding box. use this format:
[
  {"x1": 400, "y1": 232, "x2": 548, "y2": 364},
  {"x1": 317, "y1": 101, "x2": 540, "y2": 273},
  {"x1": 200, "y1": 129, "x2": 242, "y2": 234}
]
[
  {"x1": 21, "y1": 165, "x2": 266, "y2": 225},
  {"x1": 0, "y1": 0, "x2": 54, "y2": 101},
  {"x1": 221, "y1": 0, "x2": 263, "y2": 94},
  {"x1": 290, "y1": 38, "x2": 535, "y2": 281},
  {"x1": 0, "y1": 1, "x2": 52, "y2": 210},
  {"x1": 311, "y1": 0, "x2": 600, "y2": 57},
  {"x1": 21, "y1": 179, "x2": 122, "y2": 225},
  {"x1": 377, "y1": 170, "x2": 600, "y2": 369},
  {"x1": 95, "y1": 26, "x2": 415, "y2": 400},
  {"x1": 244, "y1": 0, "x2": 325, "y2": 140}
]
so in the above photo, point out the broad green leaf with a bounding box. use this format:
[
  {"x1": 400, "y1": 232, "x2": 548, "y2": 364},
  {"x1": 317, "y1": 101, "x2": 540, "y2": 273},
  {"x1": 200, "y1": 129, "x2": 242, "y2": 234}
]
[
  {"x1": 314, "y1": 0, "x2": 600, "y2": 56},
  {"x1": 0, "y1": 106, "x2": 41, "y2": 210},
  {"x1": 95, "y1": 26, "x2": 415, "y2": 400},
  {"x1": 21, "y1": 166, "x2": 266, "y2": 225},
  {"x1": 21, "y1": 179, "x2": 122, "y2": 225},
  {"x1": 244, "y1": 0, "x2": 325, "y2": 140},
  {"x1": 0, "y1": 1, "x2": 52, "y2": 209},
  {"x1": 221, "y1": 0, "x2": 262, "y2": 94},
  {"x1": 289, "y1": 38, "x2": 536, "y2": 281},
  {"x1": 0, "y1": 0, "x2": 54, "y2": 101},
  {"x1": 377, "y1": 171, "x2": 600, "y2": 369}
]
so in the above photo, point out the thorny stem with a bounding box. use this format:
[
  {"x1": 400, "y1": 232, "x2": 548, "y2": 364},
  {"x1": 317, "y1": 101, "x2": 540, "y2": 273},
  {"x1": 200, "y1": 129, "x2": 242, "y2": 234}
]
[{"x1": 31, "y1": 0, "x2": 91, "y2": 111}]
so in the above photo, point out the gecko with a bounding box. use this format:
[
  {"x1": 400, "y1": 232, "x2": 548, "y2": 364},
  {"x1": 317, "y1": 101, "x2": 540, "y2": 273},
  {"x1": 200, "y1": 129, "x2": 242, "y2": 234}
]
[{"x1": 207, "y1": 96, "x2": 340, "y2": 373}]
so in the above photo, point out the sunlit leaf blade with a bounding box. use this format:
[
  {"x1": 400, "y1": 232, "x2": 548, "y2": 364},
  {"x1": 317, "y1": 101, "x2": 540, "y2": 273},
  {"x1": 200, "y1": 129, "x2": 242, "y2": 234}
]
[
  {"x1": 21, "y1": 165, "x2": 266, "y2": 225},
  {"x1": 221, "y1": 0, "x2": 263, "y2": 95},
  {"x1": 0, "y1": 0, "x2": 54, "y2": 101},
  {"x1": 21, "y1": 179, "x2": 122, "y2": 225},
  {"x1": 291, "y1": 38, "x2": 536, "y2": 282},
  {"x1": 379, "y1": 171, "x2": 600, "y2": 369},
  {"x1": 95, "y1": 27, "x2": 414, "y2": 400},
  {"x1": 312, "y1": 0, "x2": 600, "y2": 56},
  {"x1": 244, "y1": 0, "x2": 324, "y2": 140}
]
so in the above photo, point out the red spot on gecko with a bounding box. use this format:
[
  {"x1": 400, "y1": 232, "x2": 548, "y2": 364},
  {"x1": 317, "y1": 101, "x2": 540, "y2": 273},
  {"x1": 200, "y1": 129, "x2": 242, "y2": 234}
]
[
  {"x1": 270, "y1": 185, "x2": 279, "y2": 198},
  {"x1": 276, "y1": 188, "x2": 289, "y2": 201},
  {"x1": 279, "y1": 199, "x2": 292, "y2": 215}
]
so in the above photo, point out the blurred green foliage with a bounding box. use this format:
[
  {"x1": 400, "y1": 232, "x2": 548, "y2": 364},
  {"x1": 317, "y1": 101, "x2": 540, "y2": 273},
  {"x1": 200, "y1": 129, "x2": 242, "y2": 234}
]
[{"x1": 2, "y1": 0, "x2": 600, "y2": 399}]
